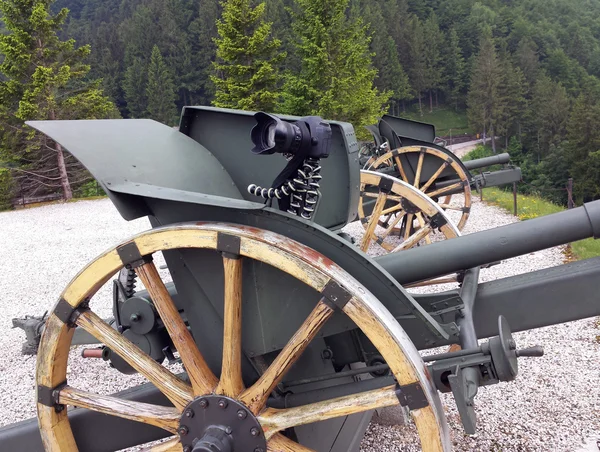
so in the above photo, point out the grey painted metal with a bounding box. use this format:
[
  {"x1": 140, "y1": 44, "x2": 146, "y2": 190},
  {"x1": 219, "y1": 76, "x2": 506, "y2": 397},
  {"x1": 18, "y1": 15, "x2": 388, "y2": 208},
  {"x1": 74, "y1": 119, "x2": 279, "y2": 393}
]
[
  {"x1": 584, "y1": 197, "x2": 600, "y2": 238},
  {"x1": 0, "y1": 381, "x2": 172, "y2": 452},
  {"x1": 377, "y1": 200, "x2": 600, "y2": 284},
  {"x1": 457, "y1": 267, "x2": 480, "y2": 349},
  {"x1": 475, "y1": 168, "x2": 522, "y2": 188},
  {"x1": 179, "y1": 106, "x2": 361, "y2": 229},
  {"x1": 463, "y1": 153, "x2": 511, "y2": 170},
  {"x1": 381, "y1": 114, "x2": 436, "y2": 142},
  {"x1": 471, "y1": 256, "x2": 600, "y2": 338},
  {"x1": 26, "y1": 119, "x2": 248, "y2": 221}
]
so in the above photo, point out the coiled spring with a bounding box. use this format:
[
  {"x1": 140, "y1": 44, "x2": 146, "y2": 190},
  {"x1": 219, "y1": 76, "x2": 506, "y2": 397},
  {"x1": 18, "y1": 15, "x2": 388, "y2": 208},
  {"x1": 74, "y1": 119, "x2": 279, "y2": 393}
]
[{"x1": 248, "y1": 158, "x2": 322, "y2": 220}]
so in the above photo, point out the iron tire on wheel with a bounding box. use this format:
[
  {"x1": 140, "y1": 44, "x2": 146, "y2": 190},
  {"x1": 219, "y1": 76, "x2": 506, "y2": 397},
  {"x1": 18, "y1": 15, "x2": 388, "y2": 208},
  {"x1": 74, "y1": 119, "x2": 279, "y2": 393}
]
[{"x1": 36, "y1": 223, "x2": 450, "y2": 452}]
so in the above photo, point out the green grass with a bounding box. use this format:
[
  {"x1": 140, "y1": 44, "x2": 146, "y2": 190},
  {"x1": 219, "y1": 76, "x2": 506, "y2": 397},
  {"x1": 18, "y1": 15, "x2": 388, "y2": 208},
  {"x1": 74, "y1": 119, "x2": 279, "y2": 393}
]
[
  {"x1": 482, "y1": 187, "x2": 600, "y2": 260},
  {"x1": 399, "y1": 107, "x2": 473, "y2": 137}
]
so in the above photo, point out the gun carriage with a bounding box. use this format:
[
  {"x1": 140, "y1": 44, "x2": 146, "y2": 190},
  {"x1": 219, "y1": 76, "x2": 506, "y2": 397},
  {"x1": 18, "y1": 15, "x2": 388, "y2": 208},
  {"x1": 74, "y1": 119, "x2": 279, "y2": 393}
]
[
  {"x1": 1, "y1": 107, "x2": 599, "y2": 452},
  {"x1": 357, "y1": 115, "x2": 521, "y2": 254}
]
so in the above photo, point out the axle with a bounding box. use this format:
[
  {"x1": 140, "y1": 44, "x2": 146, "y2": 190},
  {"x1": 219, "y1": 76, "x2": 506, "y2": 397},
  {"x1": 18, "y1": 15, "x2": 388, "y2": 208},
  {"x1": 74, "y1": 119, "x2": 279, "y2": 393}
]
[{"x1": 377, "y1": 199, "x2": 600, "y2": 284}]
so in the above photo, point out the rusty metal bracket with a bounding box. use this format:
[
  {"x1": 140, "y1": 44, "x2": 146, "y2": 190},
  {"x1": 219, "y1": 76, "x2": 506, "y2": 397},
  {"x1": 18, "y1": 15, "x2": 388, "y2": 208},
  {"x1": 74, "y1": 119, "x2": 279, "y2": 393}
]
[
  {"x1": 53, "y1": 299, "x2": 89, "y2": 327},
  {"x1": 37, "y1": 381, "x2": 67, "y2": 411},
  {"x1": 395, "y1": 382, "x2": 429, "y2": 410},
  {"x1": 321, "y1": 280, "x2": 352, "y2": 310},
  {"x1": 217, "y1": 233, "x2": 241, "y2": 259},
  {"x1": 117, "y1": 241, "x2": 153, "y2": 268}
]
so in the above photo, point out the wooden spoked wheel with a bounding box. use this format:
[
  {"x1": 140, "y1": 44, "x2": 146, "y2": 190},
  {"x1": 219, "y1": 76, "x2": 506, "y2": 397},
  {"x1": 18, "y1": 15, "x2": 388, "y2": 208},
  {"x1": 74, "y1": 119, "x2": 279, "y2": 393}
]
[
  {"x1": 36, "y1": 223, "x2": 450, "y2": 452},
  {"x1": 358, "y1": 171, "x2": 460, "y2": 253},
  {"x1": 365, "y1": 146, "x2": 472, "y2": 230}
]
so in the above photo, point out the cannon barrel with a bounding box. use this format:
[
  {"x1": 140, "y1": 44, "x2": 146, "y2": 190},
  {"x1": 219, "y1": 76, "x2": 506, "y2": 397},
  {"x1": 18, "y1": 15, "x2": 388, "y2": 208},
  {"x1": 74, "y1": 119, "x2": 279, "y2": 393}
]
[
  {"x1": 462, "y1": 152, "x2": 510, "y2": 171},
  {"x1": 376, "y1": 200, "x2": 600, "y2": 284}
]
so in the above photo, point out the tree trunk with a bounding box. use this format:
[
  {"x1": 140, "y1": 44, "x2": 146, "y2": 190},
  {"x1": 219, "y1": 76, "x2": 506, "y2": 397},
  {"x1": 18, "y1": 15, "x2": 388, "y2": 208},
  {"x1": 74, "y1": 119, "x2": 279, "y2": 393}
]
[
  {"x1": 418, "y1": 95, "x2": 423, "y2": 116},
  {"x1": 56, "y1": 143, "x2": 73, "y2": 200},
  {"x1": 490, "y1": 125, "x2": 497, "y2": 153},
  {"x1": 49, "y1": 109, "x2": 72, "y2": 200},
  {"x1": 429, "y1": 90, "x2": 433, "y2": 113},
  {"x1": 435, "y1": 90, "x2": 439, "y2": 108},
  {"x1": 402, "y1": 100, "x2": 406, "y2": 113}
]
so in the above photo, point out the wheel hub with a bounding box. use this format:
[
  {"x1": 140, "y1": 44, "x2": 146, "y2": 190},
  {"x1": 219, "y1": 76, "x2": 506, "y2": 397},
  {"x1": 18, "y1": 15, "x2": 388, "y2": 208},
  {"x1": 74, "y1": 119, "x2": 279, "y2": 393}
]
[
  {"x1": 178, "y1": 395, "x2": 266, "y2": 452},
  {"x1": 400, "y1": 197, "x2": 420, "y2": 214}
]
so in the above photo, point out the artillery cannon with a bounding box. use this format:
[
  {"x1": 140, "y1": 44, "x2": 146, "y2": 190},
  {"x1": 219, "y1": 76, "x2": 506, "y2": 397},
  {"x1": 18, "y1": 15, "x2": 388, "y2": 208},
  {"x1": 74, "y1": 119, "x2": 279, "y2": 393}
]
[
  {"x1": 1, "y1": 107, "x2": 599, "y2": 452},
  {"x1": 358, "y1": 115, "x2": 521, "y2": 253}
]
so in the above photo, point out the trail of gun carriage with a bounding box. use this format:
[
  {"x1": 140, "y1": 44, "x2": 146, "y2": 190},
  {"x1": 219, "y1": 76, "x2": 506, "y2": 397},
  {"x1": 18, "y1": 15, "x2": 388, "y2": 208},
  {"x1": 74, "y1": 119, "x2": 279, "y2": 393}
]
[{"x1": 1, "y1": 0, "x2": 600, "y2": 451}]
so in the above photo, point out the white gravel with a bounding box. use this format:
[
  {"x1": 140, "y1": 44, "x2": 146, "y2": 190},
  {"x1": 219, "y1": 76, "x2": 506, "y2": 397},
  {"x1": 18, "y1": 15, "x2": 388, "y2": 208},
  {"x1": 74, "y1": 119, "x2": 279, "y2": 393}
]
[{"x1": 0, "y1": 197, "x2": 598, "y2": 451}]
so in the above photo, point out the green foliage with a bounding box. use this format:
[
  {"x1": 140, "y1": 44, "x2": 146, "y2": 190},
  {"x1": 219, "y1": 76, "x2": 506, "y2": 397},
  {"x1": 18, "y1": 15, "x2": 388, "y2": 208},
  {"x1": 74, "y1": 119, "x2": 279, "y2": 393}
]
[
  {"x1": 474, "y1": 185, "x2": 600, "y2": 259},
  {"x1": 212, "y1": 0, "x2": 283, "y2": 112},
  {"x1": 443, "y1": 28, "x2": 466, "y2": 110},
  {"x1": 74, "y1": 180, "x2": 105, "y2": 198},
  {"x1": 400, "y1": 107, "x2": 472, "y2": 136},
  {"x1": 281, "y1": 0, "x2": 388, "y2": 132},
  {"x1": 0, "y1": 0, "x2": 117, "y2": 201},
  {"x1": 146, "y1": 46, "x2": 177, "y2": 125},
  {"x1": 0, "y1": 168, "x2": 14, "y2": 211},
  {"x1": 467, "y1": 35, "x2": 502, "y2": 151},
  {"x1": 461, "y1": 144, "x2": 492, "y2": 162},
  {"x1": 123, "y1": 57, "x2": 148, "y2": 118}
]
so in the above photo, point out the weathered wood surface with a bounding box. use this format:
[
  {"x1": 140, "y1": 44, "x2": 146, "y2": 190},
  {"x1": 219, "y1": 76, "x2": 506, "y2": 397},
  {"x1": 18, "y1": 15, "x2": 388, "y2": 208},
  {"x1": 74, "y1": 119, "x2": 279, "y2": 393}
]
[{"x1": 137, "y1": 260, "x2": 217, "y2": 396}]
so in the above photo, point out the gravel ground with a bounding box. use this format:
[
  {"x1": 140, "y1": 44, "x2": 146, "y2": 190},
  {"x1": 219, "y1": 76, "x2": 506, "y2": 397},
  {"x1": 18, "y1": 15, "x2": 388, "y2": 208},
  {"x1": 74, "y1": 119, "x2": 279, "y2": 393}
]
[
  {"x1": 0, "y1": 197, "x2": 598, "y2": 451},
  {"x1": 343, "y1": 196, "x2": 600, "y2": 452}
]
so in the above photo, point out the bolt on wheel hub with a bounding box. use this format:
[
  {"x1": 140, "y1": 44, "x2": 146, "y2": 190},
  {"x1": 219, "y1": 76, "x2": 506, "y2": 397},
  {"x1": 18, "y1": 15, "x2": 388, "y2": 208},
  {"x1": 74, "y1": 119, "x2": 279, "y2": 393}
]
[{"x1": 178, "y1": 395, "x2": 266, "y2": 452}]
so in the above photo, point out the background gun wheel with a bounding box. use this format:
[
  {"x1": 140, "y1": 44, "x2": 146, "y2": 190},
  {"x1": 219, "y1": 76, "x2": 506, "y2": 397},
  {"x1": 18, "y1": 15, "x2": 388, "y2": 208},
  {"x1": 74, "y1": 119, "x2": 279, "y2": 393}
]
[
  {"x1": 365, "y1": 145, "x2": 472, "y2": 230},
  {"x1": 358, "y1": 171, "x2": 460, "y2": 254},
  {"x1": 36, "y1": 223, "x2": 450, "y2": 452}
]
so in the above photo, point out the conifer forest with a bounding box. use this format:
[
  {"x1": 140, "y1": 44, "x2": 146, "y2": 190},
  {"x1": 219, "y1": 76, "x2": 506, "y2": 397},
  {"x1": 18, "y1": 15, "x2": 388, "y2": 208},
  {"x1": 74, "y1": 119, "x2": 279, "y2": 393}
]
[{"x1": 2, "y1": 0, "x2": 600, "y2": 206}]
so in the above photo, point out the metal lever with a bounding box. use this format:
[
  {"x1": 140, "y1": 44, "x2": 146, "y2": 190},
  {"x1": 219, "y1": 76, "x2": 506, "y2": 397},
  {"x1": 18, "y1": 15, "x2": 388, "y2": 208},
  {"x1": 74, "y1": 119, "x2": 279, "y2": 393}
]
[{"x1": 516, "y1": 346, "x2": 544, "y2": 357}]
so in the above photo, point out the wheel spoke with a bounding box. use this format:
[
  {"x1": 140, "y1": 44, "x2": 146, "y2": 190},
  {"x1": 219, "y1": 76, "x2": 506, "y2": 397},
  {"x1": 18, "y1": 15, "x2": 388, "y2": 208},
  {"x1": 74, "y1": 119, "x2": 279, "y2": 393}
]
[
  {"x1": 140, "y1": 437, "x2": 182, "y2": 452},
  {"x1": 403, "y1": 213, "x2": 414, "y2": 240},
  {"x1": 380, "y1": 203, "x2": 403, "y2": 216},
  {"x1": 215, "y1": 256, "x2": 245, "y2": 397},
  {"x1": 75, "y1": 310, "x2": 192, "y2": 410},
  {"x1": 239, "y1": 300, "x2": 335, "y2": 414},
  {"x1": 137, "y1": 261, "x2": 218, "y2": 396},
  {"x1": 420, "y1": 161, "x2": 448, "y2": 193},
  {"x1": 57, "y1": 386, "x2": 179, "y2": 433},
  {"x1": 259, "y1": 385, "x2": 398, "y2": 439},
  {"x1": 414, "y1": 150, "x2": 425, "y2": 188},
  {"x1": 362, "y1": 192, "x2": 403, "y2": 202},
  {"x1": 426, "y1": 181, "x2": 464, "y2": 199},
  {"x1": 360, "y1": 192, "x2": 387, "y2": 252},
  {"x1": 396, "y1": 224, "x2": 433, "y2": 251},
  {"x1": 380, "y1": 211, "x2": 406, "y2": 240},
  {"x1": 394, "y1": 156, "x2": 409, "y2": 183},
  {"x1": 416, "y1": 213, "x2": 432, "y2": 244},
  {"x1": 267, "y1": 433, "x2": 316, "y2": 452},
  {"x1": 438, "y1": 203, "x2": 464, "y2": 211}
]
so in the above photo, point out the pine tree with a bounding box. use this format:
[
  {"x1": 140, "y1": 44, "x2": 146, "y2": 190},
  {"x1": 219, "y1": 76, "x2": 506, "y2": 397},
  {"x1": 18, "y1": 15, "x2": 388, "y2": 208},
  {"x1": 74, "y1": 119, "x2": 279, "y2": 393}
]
[
  {"x1": 188, "y1": 0, "x2": 221, "y2": 104},
  {"x1": 212, "y1": 0, "x2": 283, "y2": 112},
  {"x1": 407, "y1": 17, "x2": 428, "y2": 115},
  {"x1": 281, "y1": 0, "x2": 389, "y2": 130},
  {"x1": 443, "y1": 28, "x2": 466, "y2": 111},
  {"x1": 380, "y1": 37, "x2": 412, "y2": 115},
  {"x1": 530, "y1": 73, "x2": 570, "y2": 162},
  {"x1": 422, "y1": 13, "x2": 443, "y2": 112},
  {"x1": 123, "y1": 57, "x2": 148, "y2": 118},
  {"x1": 146, "y1": 46, "x2": 178, "y2": 125},
  {"x1": 467, "y1": 35, "x2": 503, "y2": 152},
  {"x1": 496, "y1": 52, "x2": 526, "y2": 148},
  {"x1": 0, "y1": 0, "x2": 116, "y2": 200}
]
